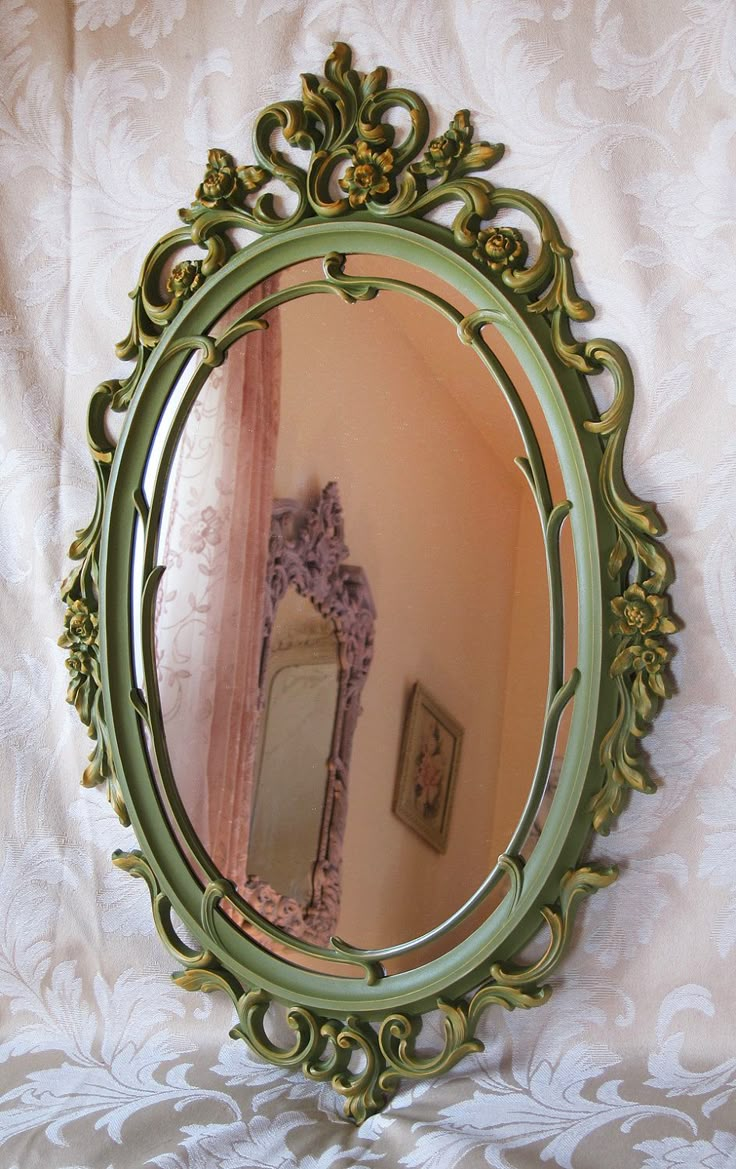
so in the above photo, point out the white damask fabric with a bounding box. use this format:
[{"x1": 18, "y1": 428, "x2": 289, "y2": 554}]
[{"x1": 1, "y1": 3, "x2": 735, "y2": 1167}]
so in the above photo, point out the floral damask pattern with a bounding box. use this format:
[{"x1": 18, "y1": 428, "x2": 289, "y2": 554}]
[{"x1": 0, "y1": 2, "x2": 733, "y2": 1166}]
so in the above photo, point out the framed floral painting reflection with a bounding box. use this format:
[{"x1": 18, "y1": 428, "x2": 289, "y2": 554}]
[{"x1": 393, "y1": 683, "x2": 463, "y2": 853}]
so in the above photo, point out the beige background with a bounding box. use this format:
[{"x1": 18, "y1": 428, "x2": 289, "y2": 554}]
[{"x1": 1, "y1": 3, "x2": 734, "y2": 1167}]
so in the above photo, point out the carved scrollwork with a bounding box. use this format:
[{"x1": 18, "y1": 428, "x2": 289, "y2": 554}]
[
  {"x1": 61, "y1": 41, "x2": 676, "y2": 1121},
  {"x1": 117, "y1": 842, "x2": 611, "y2": 1123},
  {"x1": 59, "y1": 393, "x2": 126, "y2": 823}
]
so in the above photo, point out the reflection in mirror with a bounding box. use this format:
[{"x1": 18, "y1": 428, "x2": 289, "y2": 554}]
[
  {"x1": 237, "y1": 479, "x2": 375, "y2": 945},
  {"x1": 248, "y1": 589, "x2": 339, "y2": 904},
  {"x1": 154, "y1": 253, "x2": 575, "y2": 969}
]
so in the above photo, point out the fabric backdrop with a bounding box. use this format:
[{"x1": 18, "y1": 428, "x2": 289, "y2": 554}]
[{"x1": 1, "y1": 3, "x2": 734, "y2": 1167}]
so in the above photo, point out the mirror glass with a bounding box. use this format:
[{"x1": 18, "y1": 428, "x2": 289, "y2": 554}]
[
  {"x1": 248, "y1": 589, "x2": 339, "y2": 903},
  {"x1": 152, "y1": 254, "x2": 574, "y2": 965}
]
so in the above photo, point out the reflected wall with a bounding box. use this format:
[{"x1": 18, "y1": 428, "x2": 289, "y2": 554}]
[{"x1": 153, "y1": 253, "x2": 568, "y2": 963}]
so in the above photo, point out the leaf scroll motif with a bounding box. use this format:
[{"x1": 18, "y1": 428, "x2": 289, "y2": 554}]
[
  {"x1": 578, "y1": 338, "x2": 675, "y2": 831},
  {"x1": 59, "y1": 378, "x2": 127, "y2": 824},
  {"x1": 490, "y1": 865, "x2": 618, "y2": 989},
  {"x1": 175, "y1": 960, "x2": 548, "y2": 1124},
  {"x1": 469, "y1": 188, "x2": 677, "y2": 832},
  {"x1": 111, "y1": 851, "x2": 612, "y2": 1123}
]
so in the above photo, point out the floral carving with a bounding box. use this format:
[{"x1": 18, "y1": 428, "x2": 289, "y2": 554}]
[
  {"x1": 166, "y1": 259, "x2": 203, "y2": 301},
  {"x1": 608, "y1": 583, "x2": 676, "y2": 723},
  {"x1": 198, "y1": 149, "x2": 237, "y2": 204},
  {"x1": 338, "y1": 140, "x2": 394, "y2": 207},
  {"x1": 590, "y1": 574, "x2": 677, "y2": 828},
  {"x1": 473, "y1": 226, "x2": 528, "y2": 271},
  {"x1": 61, "y1": 595, "x2": 98, "y2": 647},
  {"x1": 194, "y1": 147, "x2": 267, "y2": 210},
  {"x1": 410, "y1": 109, "x2": 495, "y2": 180},
  {"x1": 62, "y1": 645, "x2": 97, "y2": 725},
  {"x1": 59, "y1": 598, "x2": 99, "y2": 726},
  {"x1": 610, "y1": 583, "x2": 676, "y2": 639},
  {"x1": 610, "y1": 637, "x2": 672, "y2": 746},
  {"x1": 614, "y1": 635, "x2": 670, "y2": 694},
  {"x1": 426, "y1": 135, "x2": 457, "y2": 169}
]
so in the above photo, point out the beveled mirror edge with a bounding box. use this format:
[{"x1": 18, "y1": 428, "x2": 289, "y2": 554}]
[{"x1": 59, "y1": 42, "x2": 677, "y2": 1122}]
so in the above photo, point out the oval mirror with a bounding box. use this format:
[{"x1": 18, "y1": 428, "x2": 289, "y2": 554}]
[
  {"x1": 151, "y1": 254, "x2": 570, "y2": 966},
  {"x1": 60, "y1": 43, "x2": 676, "y2": 1122}
]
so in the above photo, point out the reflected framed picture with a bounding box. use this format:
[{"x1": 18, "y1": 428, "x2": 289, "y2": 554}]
[{"x1": 393, "y1": 683, "x2": 464, "y2": 853}]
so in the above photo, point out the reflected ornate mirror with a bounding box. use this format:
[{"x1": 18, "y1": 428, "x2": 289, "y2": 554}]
[
  {"x1": 243, "y1": 481, "x2": 375, "y2": 944},
  {"x1": 60, "y1": 43, "x2": 676, "y2": 1122}
]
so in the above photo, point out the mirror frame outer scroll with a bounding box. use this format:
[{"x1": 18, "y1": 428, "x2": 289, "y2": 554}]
[{"x1": 59, "y1": 43, "x2": 677, "y2": 1123}]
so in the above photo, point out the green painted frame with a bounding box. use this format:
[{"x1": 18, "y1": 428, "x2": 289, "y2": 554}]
[{"x1": 60, "y1": 44, "x2": 676, "y2": 1122}]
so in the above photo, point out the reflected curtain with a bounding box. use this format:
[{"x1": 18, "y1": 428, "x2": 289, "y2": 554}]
[{"x1": 156, "y1": 285, "x2": 281, "y2": 880}]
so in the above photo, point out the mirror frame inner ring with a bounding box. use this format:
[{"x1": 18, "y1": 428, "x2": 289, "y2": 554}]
[{"x1": 101, "y1": 216, "x2": 617, "y2": 1015}]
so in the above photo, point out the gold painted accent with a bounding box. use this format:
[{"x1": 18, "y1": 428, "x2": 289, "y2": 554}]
[
  {"x1": 490, "y1": 865, "x2": 618, "y2": 987},
  {"x1": 113, "y1": 841, "x2": 565, "y2": 1122}
]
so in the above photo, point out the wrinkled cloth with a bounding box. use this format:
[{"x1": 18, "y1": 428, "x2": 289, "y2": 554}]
[{"x1": 1, "y1": 3, "x2": 734, "y2": 1167}]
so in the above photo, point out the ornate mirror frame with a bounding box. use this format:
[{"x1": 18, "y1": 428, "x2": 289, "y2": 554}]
[
  {"x1": 60, "y1": 43, "x2": 676, "y2": 1121},
  {"x1": 243, "y1": 481, "x2": 376, "y2": 947}
]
